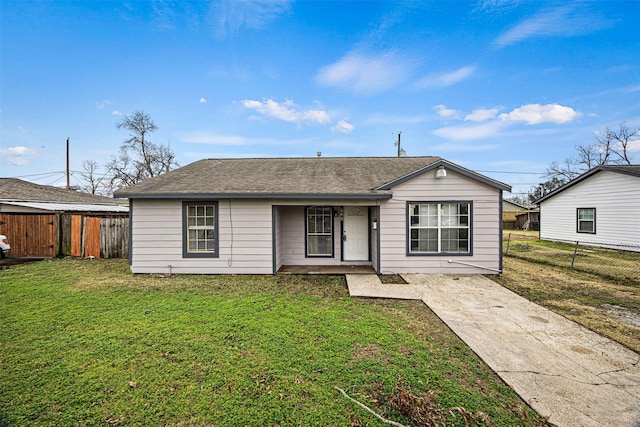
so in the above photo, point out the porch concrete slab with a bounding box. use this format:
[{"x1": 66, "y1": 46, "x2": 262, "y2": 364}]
[
  {"x1": 401, "y1": 273, "x2": 640, "y2": 427},
  {"x1": 279, "y1": 265, "x2": 375, "y2": 274},
  {"x1": 345, "y1": 274, "x2": 422, "y2": 300}
]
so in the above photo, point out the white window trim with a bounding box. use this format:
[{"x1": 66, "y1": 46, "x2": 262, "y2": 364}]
[
  {"x1": 183, "y1": 201, "x2": 219, "y2": 258},
  {"x1": 577, "y1": 207, "x2": 596, "y2": 234},
  {"x1": 407, "y1": 201, "x2": 472, "y2": 255},
  {"x1": 306, "y1": 206, "x2": 334, "y2": 257}
]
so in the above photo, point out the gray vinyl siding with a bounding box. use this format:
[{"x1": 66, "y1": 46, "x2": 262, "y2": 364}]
[
  {"x1": 129, "y1": 174, "x2": 503, "y2": 275},
  {"x1": 276, "y1": 202, "x2": 376, "y2": 267},
  {"x1": 273, "y1": 206, "x2": 282, "y2": 273},
  {"x1": 279, "y1": 205, "x2": 343, "y2": 266},
  {"x1": 539, "y1": 171, "x2": 640, "y2": 248},
  {"x1": 379, "y1": 169, "x2": 502, "y2": 274},
  {"x1": 130, "y1": 199, "x2": 273, "y2": 274}
]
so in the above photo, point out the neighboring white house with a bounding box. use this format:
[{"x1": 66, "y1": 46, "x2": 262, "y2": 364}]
[
  {"x1": 536, "y1": 165, "x2": 640, "y2": 250},
  {"x1": 114, "y1": 157, "x2": 511, "y2": 275}
]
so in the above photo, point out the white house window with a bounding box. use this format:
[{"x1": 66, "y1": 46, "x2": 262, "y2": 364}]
[
  {"x1": 306, "y1": 206, "x2": 333, "y2": 257},
  {"x1": 577, "y1": 208, "x2": 596, "y2": 234},
  {"x1": 408, "y1": 202, "x2": 470, "y2": 254},
  {"x1": 183, "y1": 202, "x2": 218, "y2": 257}
]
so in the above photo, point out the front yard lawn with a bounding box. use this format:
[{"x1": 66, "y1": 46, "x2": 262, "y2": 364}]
[{"x1": 0, "y1": 259, "x2": 545, "y2": 426}]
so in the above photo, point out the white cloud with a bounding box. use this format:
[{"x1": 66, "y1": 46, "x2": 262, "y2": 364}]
[
  {"x1": 111, "y1": 110, "x2": 123, "y2": 116},
  {"x1": 416, "y1": 65, "x2": 476, "y2": 89},
  {"x1": 628, "y1": 139, "x2": 640, "y2": 152},
  {"x1": 199, "y1": 97, "x2": 207, "y2": 103},
  {"x1": 434, "y1": 104, "x2": 461, "y2": 119},
  {"x1": 433, "y1": 121, "x2": 506, "y2": 141},
  {"x1": 626, "y1": 85, "x2": 640, "y2": 94},
  {"x1": 495, "y1": 5, "x2": 614, "y2": 47},
  {"x1": 241, "y1": 98, "x2": 330, "y2": 126},
  {"x1": 498, "y1": 103, "x2": 581, "y2": 125},
  {"x1": 96, "y1": 99, "x2": 113, "y2": 110},
  {"x1": 17, "y1": 126, "x2": 27, "y2": 134},
  {"x1": 331, "y1": 120, "x2": 355, "y2": 134},
  {"x1": 212, "y1": 0, "x2": 292, "y2": 37},
  {"x1": 465, "y1": 107, "x2": 500, "y2": 122},
  {"x1": 0, "y1": 145, "x2": 40, "y2": 166},
  {"x1": 316, "y1": 51, "x2": 412, "y2": 95}
]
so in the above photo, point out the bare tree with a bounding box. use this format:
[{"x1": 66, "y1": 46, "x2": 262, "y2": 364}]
[
  {"x1": 106, "y1": 111, "x2": 178, "y2": 191},
  {"x1": 594, "y1": 121, "x2": 637, "y2": 166},
  {"x1": 545, "y1": 122, "x2": 637, "y2": 181},
  {"x1": 529, "y1": 177, "x2": 567, "y2": 203},
  {"x1": 545, "y1": 158, "x2": 582, "y2": 182},
  {"x1": 80, "y1": 160, "x2": 106, "y2": 195}
]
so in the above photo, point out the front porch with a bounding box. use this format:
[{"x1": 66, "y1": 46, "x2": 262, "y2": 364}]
[
  {"x1": 277, "y1": 264, "x2": 376, "y2": 275},
  {"x1": 273, "y1": 204, "x2": 380, "y2": 274}
]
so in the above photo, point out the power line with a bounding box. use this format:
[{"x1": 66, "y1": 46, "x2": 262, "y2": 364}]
[
  {"x1": 475, "y1": 170, "x2": 545, "y2": 175},
  {"x1": 10, "y1": 170, "x2": 66, "y2": 179}
]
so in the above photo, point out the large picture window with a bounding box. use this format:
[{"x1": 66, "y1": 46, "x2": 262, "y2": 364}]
[
  {"x1": 577, "y1": 208, "x2": 596, "y2": 234},
  {"x1": 183, "y1": 202, "x2": 218, "y2": 258},
  {"x1": 306, "y1": 206, "x2": 333, "y2": 257},
  {"x1": 408, "y1": 202, "x2": 471, "y2": 254}
]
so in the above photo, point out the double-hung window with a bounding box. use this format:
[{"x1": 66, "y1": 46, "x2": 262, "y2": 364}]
[
  {"x1": 408, "y1": 202, "x2": 471, "y2": 254},
  {"x1": 183, "y1": 202, "x2": 218, "y2": 257},
  {"x1": 577, "y1": 208, "x2": 596, "y2": 234},
  {"x1": 306, "y1": 206, "x2": 333, "y2": 257}
]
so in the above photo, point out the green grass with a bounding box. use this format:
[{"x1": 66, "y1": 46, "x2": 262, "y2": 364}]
[{"x1": 1, "y1": 259, "x2": 546, "y2": 426}]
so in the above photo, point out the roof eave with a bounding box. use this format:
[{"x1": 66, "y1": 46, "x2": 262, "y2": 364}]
[{"x1": 115, "y1": 192, "x2": 393, "y2": 200}]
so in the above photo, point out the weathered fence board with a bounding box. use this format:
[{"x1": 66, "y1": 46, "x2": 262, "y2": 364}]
[
  {"x1": 101, "y1": 217, "x2": 129, "y2": 259},
  {"x1": 0, "y1": 213, "x2": 128, "y2": 259}
]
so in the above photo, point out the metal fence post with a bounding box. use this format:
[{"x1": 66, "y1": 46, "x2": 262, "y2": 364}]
[
  {"x1": 571, "y1": 241, "x2": 579, "y2": 268},
  {"x1": 505, "y1": 233, "x2": 511, "y2": 256}
]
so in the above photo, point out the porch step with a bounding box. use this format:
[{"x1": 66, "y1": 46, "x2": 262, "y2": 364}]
[{"x1": 345, "y1": 274, "x2": 423, "y2": 300}]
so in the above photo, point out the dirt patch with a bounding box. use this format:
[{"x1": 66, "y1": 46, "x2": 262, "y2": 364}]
[
  {"x1": 0, "y1": 257, "x2": 47, "y2": 268},
  {"x1": 352, "y1": 343, "x2": 383, "y2": 362},
  {"x1": 378, "y1": 274, "x2": 408, "y2": 284},
  {"x1": 601, "y1": 304, "x2": 640, "y2": 328}
]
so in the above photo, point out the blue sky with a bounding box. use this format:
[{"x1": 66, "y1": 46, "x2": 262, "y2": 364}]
[{"x1": 1, "y1": 0, "x2": 639, "y2": 197}]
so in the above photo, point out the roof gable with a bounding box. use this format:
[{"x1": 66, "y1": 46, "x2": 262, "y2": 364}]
[
  {"x1": 375, "y1": 159, "x2": 511, "y2": 192},
  {"x1": 536, "y1": 165, "x2": 640, "y2": 204},
  {"x1": 114, "y1": 157, "x2": 511, "y2": 199}
]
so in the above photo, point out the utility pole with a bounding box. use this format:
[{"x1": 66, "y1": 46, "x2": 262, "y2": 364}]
[
  {"x1": 396, "y1": 132, "x2": 401, "y2": 157},
  {"x1": 66, "y1": 137, "x2": 70, "y2": 190}
]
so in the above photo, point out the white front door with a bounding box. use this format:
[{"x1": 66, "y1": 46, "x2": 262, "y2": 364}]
[{"x1": 343, "y1": 206, "x2": 369, "y2": 261}]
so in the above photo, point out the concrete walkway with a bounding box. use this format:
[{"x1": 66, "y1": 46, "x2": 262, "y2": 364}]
[{"x1": 346, "y1": 274, "x2": 640, "y2": 427}]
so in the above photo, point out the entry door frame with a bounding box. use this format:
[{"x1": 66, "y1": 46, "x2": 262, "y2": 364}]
[{"x1": 341, "y1": 206, "x2": 370, "y2": 262}]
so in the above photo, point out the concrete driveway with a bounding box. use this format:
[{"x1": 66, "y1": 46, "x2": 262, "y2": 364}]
[{"x1": 346, "y1": 273, "x2": 640, "y2": 427}]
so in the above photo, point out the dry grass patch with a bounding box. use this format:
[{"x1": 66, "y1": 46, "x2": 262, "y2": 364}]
[{"x1": 493, "y1": 257, "x2": 640, "y2": 352}]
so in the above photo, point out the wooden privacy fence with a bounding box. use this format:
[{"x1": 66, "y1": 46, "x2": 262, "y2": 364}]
[
  {"x1": 0, "y1": 213, "x2": 128, "y2": 259},
  {"x1": 60, "y1": 215, "x2": 129, "y2": 259}
]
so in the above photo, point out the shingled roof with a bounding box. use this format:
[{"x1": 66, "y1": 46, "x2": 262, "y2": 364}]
[
  {"x1": 114, "y1": 157, "x2": 510, "y2": 199},
  {"x1": 0, "y1": 178, "x2": 122, "y2": 204}
]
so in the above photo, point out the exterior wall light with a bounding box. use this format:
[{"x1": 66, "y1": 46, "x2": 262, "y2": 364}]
[{"x1": 435, "y1": 166, "x2": 447, "y2": 179}]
